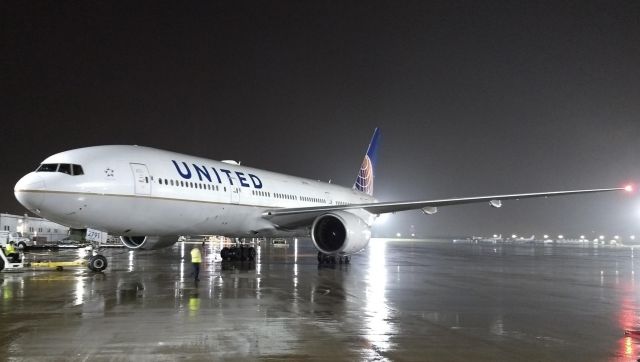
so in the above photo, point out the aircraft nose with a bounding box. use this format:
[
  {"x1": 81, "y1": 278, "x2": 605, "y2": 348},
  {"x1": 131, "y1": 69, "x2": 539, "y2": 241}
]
[{"x1": 14, "y1": 173, "x2": 46, "y2": 212}]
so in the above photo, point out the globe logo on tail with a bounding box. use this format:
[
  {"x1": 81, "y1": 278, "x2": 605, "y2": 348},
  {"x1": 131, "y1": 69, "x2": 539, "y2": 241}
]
[{"x1": 355, "y1": 155, "x2": 374, "y2": 195}]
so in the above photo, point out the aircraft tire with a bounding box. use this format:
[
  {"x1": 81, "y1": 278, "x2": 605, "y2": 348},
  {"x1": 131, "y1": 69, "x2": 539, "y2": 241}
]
[
  {"x1": 248, "y1": 247, "x2": 256, "y2": 261},
  {"x1": 0, "y1": 258, "x2": 4, "y2": 271},
  {"x1": 344, "y1": 256, "x2": 350, "y2": 264},
  {"x1": 221, "y1": 247, "x2": 229, "y2": 261},
  {"x1": 88, "y1": 255, "x2": 108, "y2": 272}
]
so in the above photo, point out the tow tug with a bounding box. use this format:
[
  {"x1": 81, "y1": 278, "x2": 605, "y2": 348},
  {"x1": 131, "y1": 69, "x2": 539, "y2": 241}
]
[
  {"x1": 0, "y1": 248, "x2": 24, "y2": 271},
  {"x1": 0, "y1": 244, "x2": 107, "y2": 272}
]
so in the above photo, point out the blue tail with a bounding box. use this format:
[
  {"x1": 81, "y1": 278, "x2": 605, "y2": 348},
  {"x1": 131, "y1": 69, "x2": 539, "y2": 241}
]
[{"x1": 353, "y1": 128, "x2": 381, "y2": 196}]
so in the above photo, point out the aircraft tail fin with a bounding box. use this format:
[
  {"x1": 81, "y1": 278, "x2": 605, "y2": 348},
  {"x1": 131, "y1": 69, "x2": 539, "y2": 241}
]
[{"x1": 353, "y1": 128, "x2": 381, "y2": 196}]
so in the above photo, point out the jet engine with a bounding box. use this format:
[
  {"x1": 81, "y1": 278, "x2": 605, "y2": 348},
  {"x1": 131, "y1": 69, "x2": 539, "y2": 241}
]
[
  {"x1": 120, "y1": 236, "x2": 178, "y2": 250},
  {"x1": 311, "y1": 211, "x2": 371, "y2": 255}
]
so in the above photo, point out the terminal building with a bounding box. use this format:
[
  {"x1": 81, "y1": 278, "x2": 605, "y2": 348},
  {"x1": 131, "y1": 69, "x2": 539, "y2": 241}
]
[{"x1": 0, "y1": 213, "x2": 69, "y2": 242}]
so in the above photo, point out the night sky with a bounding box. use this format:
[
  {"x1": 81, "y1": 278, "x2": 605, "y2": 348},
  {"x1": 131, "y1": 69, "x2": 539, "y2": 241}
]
[{"x1": 3, "y1": 1, "x2": 640, "y2": 238}]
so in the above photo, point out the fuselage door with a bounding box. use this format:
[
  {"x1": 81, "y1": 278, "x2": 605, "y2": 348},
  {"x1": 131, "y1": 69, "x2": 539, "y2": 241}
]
[
  {"x1": 325, "y1": 191, "x2": 332, "y2": 205},
  {"x1": 230, "y1": 186, "x2": 240, "y2": 204},
  {"x1": 230, "y1": 177, "x2": 240, "y2": 204},
  {"x1": 130, "y1": 163, "x2": 151, "y2": 195}
]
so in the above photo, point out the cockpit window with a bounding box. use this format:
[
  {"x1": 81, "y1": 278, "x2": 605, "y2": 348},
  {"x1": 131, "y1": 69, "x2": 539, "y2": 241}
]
[
  {"x1": 36, "y1": 163, "x2": 84, "y2": 176},
  {"x1": 58, "y1": 164, "x2": 72, "y2": 175},
  {"x1": 36, "y1": 164, "x2": 58, "y2": 172},
  {"x1": 72, "y1": 165, "x2": 84, "y2": 175}
]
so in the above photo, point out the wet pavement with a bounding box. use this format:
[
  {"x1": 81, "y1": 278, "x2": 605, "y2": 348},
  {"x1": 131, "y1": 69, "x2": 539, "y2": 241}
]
[{"x1": 2, "y1": 239, "x2": 640, "y2": 361}]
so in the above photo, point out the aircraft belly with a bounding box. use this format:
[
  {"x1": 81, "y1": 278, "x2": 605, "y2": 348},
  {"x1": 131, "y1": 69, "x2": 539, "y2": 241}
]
[{"x1": 35, "y1": 192, "x2": 271, "y2": 236}]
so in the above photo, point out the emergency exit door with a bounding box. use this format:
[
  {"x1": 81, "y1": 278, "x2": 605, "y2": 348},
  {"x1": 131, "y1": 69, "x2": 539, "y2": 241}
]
[{"x1": 130, "y1": 163, "x2": 151, "y2": 195}]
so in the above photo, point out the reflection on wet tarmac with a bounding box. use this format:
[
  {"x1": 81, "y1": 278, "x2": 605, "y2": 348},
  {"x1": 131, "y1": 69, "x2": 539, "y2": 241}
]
[
  {"x1": 365, "y1": 239, "x2": 395, "y2": 355},
  {"x1": 2, "y1": 239, "x2": 640, "y2": 360}
]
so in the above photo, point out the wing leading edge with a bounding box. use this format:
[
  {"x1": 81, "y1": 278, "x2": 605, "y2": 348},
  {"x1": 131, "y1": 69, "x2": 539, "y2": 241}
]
[{"x1": 261, "y1": 187, "x2": 626, "y2": 227}]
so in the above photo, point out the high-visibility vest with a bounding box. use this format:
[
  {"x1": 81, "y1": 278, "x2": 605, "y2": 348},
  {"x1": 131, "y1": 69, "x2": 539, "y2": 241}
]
[
  {"x1": 190, "y1": 248, "x2": 202, "y2": 263},
  {"x1": 5, "y1": 244, "x2": 15, "y2": 254}
]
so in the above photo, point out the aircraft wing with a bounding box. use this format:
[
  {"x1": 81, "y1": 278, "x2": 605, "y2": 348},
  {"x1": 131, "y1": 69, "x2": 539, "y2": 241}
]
[{"x1": 261, "y1": 187, "x2": 627, "y2": 226}]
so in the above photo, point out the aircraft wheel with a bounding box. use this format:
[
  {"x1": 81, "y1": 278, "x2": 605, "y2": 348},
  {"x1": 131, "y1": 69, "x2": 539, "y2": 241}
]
[
  {"x1": 88, "y1": 255, "x2": 108, "y2": 272},
  {"x1": 221, "y1": 247, "x2": 229, "y2": 260},
  {"x1": 248, "y1": 247, "x2": 256, "y2": 261},
  {"x1": 338, "y1": 256, "x2": 344, "y2": 264},
  {"x1": 344, "y1": 256, "x2": 351, "y2": 264},
  {"x1": 240, "y1": 247, "x2": 248, "y2": 261}
]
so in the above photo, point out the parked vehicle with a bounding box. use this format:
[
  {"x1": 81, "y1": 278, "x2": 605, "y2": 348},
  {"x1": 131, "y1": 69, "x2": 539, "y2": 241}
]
[{"x1": 0, "y1": 231, "x2": 33, "y2": 249}]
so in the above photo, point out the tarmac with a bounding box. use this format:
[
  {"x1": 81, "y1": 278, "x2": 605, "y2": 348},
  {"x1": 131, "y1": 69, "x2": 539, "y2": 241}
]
[{"x1": 1, "y1": 239, "x2": 640, "y2": 361}]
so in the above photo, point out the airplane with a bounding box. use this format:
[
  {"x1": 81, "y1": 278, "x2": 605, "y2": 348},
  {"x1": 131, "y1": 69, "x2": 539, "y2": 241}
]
[
  {"x1": 467, "y1": 234, "x2": 503, "y2": 243},
  {"x1": 12, "y1": 128, "x2": 632, "y2": 272}
]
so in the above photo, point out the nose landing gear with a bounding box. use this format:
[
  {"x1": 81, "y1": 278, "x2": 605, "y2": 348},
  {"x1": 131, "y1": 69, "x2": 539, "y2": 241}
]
[
  {"x1": 86, "y1": 241, "x2": 108, "y2": 272},
  {"x1": 88, "y1": 254, "x2": 108, "y2": 272}
]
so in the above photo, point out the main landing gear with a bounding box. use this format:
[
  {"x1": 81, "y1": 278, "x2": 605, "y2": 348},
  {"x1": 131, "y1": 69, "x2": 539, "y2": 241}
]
[
  {"x1": 220, "y1": 246, "x2": 256, "y2": 261},
  {"x1": 317, "y1": 252, "x2": 350, "y2": 265}
]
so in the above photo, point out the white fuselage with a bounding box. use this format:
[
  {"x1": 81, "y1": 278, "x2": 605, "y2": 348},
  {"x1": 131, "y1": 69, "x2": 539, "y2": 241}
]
[{"x1": 14, "y1": 146, "x2": 376, "y2": 238}]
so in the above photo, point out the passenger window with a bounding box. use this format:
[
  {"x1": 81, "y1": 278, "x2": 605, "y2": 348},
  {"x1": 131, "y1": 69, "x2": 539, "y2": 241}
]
[
  {"x1": 158, "y1": 178, "x2": 163, "y2": 184},
  {"x1": 58, "y1": 164, "x2": 72, "y2": 175},
  {"x1": 72, "y1": 164, "x2": 84, "y2": 175}
]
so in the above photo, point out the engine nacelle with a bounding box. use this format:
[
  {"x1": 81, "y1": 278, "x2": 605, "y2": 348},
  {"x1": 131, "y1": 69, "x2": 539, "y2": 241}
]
[
  {"x1": 311, "y1": 211, "x2": 371, "y2": 255},
  {"x1": 120, "y1": 236, "x2": 178, "y2": 250}
]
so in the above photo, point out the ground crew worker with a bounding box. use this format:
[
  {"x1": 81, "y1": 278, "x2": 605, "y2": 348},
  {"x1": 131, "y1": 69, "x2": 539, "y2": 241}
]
[
  {"x1": 190, "y1": 246, "x2": 202, "y2": 281},
  {"x1": 5, "y1": 242, "x2": 19, "y2": 263}
]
